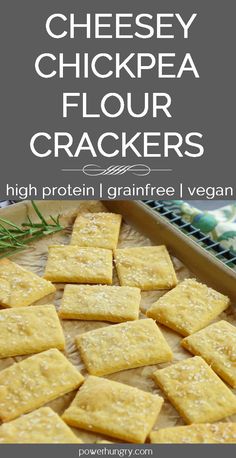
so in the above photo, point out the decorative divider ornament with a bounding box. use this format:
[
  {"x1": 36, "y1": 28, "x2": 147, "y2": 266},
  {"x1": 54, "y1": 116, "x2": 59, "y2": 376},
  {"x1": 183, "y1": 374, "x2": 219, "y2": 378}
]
[{"x1": 61, "y1": 164, "x2": 172, "y2": 176}]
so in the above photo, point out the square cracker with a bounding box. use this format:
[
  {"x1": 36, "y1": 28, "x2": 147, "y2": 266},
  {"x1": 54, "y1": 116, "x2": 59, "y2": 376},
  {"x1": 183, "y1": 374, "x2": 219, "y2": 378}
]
[
  {"x1": 70, "y1": 212, "x2": 122, "y2": 250},
  {"x1": 59, "y1": 284, "x2": 141, "y2": 322},
  {"x1": 0, "y1": 305, "x2": 65, "y2": 358},
  {"x1": 114, "y1": 246, "x2": 177, "y2": 291},
  {"x1": 97, "y1": 440, "x2": 114, "y2": 444},
  {"x1": 153, "y1": 356, "x2": 236, "y2": 424},
  {"x1": 62, "y1": 375, "x2": 164, "y2": 443},
  {"x1": 44, "y1": 245, "x2": 113, "y2": 284},
  {"x1": 149, "y1": 423, "x2": 236, "y2": 443},
  {"x1": 0, "y1": 407, "x2": 82, "y2": 443},
  {"x1": 0, "y1": 259, "x2": 56, "y2": 308},
  {"x1": 182, "y1": 320, "x2": 236, "y2": 388},
  {"x1": 76, "y1": 318, "x2": 173, "y2": 376},
  {"x1": 147, "y1": 278, "x2": 229, "y2": 336},
  {"x1": 0, "y1": 348, "x2": 84, "y2": 422}
]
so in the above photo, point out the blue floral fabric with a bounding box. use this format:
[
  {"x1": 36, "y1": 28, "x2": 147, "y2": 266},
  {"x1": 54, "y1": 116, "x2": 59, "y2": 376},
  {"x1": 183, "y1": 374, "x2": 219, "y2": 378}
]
[{"x1": 165, "y1": 201, "x2": 236, "y2": 253}]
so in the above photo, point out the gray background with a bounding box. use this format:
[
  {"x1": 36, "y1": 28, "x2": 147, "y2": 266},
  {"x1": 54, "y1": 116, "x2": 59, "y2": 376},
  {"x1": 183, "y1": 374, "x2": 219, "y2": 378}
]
[
  {"x1": 0, "y1": 0, "x2": 235, "y2": 199},
  {"x1": 0, "y1": 444, "x2": 236, "y2": 458}
]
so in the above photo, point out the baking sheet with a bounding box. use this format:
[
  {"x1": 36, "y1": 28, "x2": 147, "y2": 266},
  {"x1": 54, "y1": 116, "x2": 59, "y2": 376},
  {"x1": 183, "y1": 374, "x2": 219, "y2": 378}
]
[{"x1": 0, "y1": 200, "x2": 236, "y2": 443}]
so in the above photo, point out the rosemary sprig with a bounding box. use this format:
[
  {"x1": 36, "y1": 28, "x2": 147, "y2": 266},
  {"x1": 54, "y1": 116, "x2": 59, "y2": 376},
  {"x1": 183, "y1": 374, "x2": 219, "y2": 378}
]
[{"x1": 0, "y1": 201, "x2": 64, "y2": 259}]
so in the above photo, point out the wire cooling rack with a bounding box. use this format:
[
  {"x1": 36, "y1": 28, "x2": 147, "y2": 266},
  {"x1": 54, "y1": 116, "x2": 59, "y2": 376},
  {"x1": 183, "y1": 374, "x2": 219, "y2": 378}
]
[{"x1": 144, "y1": 200, "x2": 236, "y2": 269}]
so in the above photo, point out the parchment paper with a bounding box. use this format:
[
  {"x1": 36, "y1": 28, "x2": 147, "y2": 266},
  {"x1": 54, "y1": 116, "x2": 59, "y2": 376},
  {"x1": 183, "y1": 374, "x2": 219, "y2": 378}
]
[{"x1": 0, "y1": 200, "x2": 235, "y2": 443}]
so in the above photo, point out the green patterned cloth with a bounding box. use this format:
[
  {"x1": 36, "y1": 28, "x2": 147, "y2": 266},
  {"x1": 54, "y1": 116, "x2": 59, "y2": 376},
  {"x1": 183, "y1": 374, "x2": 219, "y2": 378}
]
[{"x1": 165, "y1": 201, "x2": 236, "y2": 253}]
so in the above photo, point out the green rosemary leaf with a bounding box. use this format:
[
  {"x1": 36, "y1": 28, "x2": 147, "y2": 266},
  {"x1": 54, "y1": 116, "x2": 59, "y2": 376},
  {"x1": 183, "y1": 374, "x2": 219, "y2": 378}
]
[
  {"x1": 0, "y1": 223, "x2": 24, "y2": 244},
  {"x1": 49, "y1": 215, "x2": 59, "y2": 225},
  {"x1": 0, "y1": 217, "x2": 23, "y2": 231},
  {"x1": 27, "y1": 215, "x2": 33, "y2": 225},
  {"x1": 31, "y1": 201, "x2": 48, "y2": 226},
  {"x1": 0, "y1": 246, "x2": 29, "y2": 259},
  {"x1": 0, "y1": 201, "x2": 65, "y2": 259}
]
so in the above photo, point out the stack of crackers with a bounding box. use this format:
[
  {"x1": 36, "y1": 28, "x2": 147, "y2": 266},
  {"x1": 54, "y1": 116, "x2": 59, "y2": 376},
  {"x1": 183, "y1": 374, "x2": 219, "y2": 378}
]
[{"x1": 0, "y1": 211, "x2": 236, "y2": 444}]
